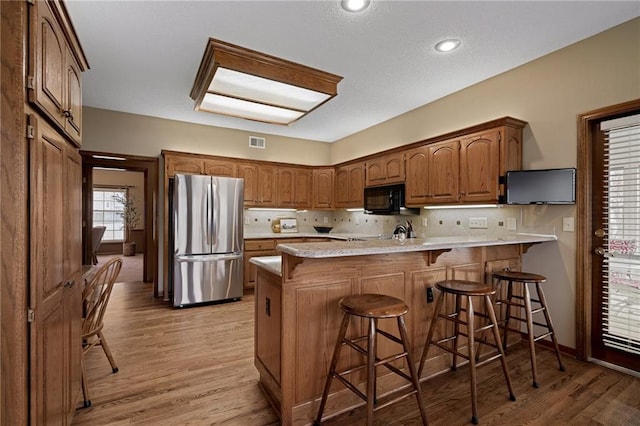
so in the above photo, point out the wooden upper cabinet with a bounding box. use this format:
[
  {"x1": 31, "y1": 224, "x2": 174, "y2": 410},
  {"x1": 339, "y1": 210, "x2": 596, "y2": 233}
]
[
  {"x1": 459, "y1": 129, "x2": 500, "y2": 203},
  {"x1": 277, "y1": 167, "x2": 312, "y2": 209},
  {"x1": 428, "y1": 140, "x2": 460, "y2": 204},
  {"x1": 165, "y1": 155, "x2": 205, "y2": 177},
  {"x1": 313, "y1": 168, "x2": 334, "y2": 209},
  {"x1": 405, "y1": 147, "x2": 430, "y2": 205},
  {"x1": 405, "y1": 140, "x2": 460, "y2": 205},
  {"x1": 335, "y1": 162, "x2": 365, "y2": 208},
  {"x1": 28, "y1": 0, "x2": 88, "y2": 147},
  {"x1": 165, "y1": 153, "x2": 237, "y2": 178},
  {"x1": 203, "y1": 158, "x2": 237, "y2": 177},
  {"x1": 64, "y1": 49, "x2": 82, "y2": 144},
  {"x1": 258, "y1": 165, "x2": 277, "y2": 206},
  {"x1": 365, "y1": 152, "x2": 405, "y2": 187},
  {"x1": 238, "y1": 163, "x2": 277, "y2": 207},
  {"x1": 238, "y1": 163, "x2": 259, "y2": 207}
]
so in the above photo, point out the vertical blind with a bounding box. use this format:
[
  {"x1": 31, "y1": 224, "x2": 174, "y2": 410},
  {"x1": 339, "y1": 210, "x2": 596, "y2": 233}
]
[{"x1": 601, "y1": 114, "x2": 640, "y2": 355}]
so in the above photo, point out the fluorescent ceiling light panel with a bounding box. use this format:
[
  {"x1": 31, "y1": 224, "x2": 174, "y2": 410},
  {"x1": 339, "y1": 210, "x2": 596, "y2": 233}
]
[
  {"x1": 191, "y1": 39, "x2": 343, "y2": 125},
  {"x1": 200, "y1": 93, "x2": 304, "y2": 125}
]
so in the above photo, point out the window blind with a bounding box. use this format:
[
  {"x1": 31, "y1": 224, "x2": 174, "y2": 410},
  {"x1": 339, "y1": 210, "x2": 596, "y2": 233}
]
[{"x1": 601, "y1": 114, "x2": 640, "y2": 355}]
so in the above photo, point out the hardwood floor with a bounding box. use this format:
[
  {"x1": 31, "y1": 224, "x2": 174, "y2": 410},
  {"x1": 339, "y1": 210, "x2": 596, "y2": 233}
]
[{"x1": 73, "y1": 281, "x2": 640, "y2": 425}]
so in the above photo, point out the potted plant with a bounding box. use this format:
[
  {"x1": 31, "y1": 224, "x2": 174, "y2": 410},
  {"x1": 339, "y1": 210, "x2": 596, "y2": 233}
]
[{"x1": 112, "y1": 192, "x2": 140, "y2": 256}]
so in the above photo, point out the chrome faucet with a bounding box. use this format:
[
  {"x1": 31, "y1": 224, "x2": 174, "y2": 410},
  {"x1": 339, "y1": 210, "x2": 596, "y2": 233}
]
[{"x1": 393, "y1": 224, "x2": 407, "y2": 235}]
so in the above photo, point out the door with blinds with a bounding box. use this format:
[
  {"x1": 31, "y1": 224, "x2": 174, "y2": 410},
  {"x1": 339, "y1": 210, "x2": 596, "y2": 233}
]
[{"x1": 593, "y1": 113, "x2": 640, "y2": 371}]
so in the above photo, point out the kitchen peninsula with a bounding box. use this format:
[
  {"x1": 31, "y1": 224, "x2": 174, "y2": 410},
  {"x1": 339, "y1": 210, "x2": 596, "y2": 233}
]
[{"x1": 251, "y1": 234, "x2": 556, "y2": 425}]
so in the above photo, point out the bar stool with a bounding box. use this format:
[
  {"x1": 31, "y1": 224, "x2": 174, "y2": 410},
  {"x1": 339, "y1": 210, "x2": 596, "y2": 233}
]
[
  {"x1": 418, "y1": 280, "x2": 515, "y2": 425},
  {"x1": 314, "y1": 294, "x2": 428, "y2": 426},
  {"x1": 492, "y1": 270, "x2": 566, "y2": 388}
]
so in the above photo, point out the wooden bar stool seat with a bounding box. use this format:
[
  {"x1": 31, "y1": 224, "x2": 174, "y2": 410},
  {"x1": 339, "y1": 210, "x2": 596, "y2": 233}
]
[
  {"x1": 314, "y1": 294, "x2": 428, "y2": 426},
  {"x1": 492, "y1": 270, "x2": 566, "y2": 388},
  {"x1": 419, "y1": 280, "x2": 515, "y2": 425}
]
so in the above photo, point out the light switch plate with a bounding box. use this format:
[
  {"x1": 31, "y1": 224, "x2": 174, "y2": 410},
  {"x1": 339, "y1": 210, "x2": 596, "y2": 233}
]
[
  {"x1": 469, "y1": 217, "x2": 488, "y2": 229},
  {"x1": 563, "y1": 217, "x2": 575, "y2": 232}
]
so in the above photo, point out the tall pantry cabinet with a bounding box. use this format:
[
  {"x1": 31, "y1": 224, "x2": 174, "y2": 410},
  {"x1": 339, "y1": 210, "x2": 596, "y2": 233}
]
[{"x1": 27, "y1": 1, "x2": 88, "y2": 424}]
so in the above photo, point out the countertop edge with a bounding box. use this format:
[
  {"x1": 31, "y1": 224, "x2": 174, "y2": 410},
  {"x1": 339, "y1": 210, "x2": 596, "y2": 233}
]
[{"x1": 276, "y1": 234, "x2": 557, "y2": 259}]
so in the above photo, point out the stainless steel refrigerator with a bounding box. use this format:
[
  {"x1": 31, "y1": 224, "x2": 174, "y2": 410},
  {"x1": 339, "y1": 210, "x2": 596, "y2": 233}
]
[{"x1": 171, "y1": 174, "x2": 244, "y2": 307}]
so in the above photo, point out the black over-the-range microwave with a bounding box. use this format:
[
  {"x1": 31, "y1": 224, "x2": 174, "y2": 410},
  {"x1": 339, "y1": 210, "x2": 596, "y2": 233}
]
[{"x1": 364, "y1": 184, "x2": 419, "y2": 215}]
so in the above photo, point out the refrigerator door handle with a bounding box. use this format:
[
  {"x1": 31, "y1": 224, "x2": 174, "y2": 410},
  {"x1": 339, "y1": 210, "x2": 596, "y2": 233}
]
[
  {"x1": 206, "y1": 181, "x2": 213, "y2": 247},
  {"x1": 211, "y1": 181, "x2": 218, "y2": 247},
  {"x1": 175, "y1": 253, "x2": 243, "y2": 263}
]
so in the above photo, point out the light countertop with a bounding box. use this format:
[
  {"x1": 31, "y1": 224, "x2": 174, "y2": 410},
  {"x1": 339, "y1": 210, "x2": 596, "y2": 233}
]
[
  {"x1": 275, "y1": 233, "x2": 557, "y2": 259},
  {"x1": 249, "y1": 255, "x2": 282, "y2": 277},
  {"x1": 249, "y1": 233, "x2": 557, "y2": 277}
]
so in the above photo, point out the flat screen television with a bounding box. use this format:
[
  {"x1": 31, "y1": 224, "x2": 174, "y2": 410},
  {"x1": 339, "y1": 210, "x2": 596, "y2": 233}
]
[{"x1": 505, "y1": 168, "x2": 576, "y2": 205}]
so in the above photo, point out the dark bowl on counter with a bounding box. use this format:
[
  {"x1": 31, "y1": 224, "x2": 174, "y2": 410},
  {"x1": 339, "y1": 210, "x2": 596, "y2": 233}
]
[{"x1": 313, "y1": 226, "x2": 333, "y2": 234}]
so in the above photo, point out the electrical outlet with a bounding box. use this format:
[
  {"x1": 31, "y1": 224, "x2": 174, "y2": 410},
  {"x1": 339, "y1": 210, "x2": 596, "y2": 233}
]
[
  {"x1": 563, "y1": 217, "x2": 575, "y2": 232},
  {"x1": 469, "y1": 217, "x2": 488, "y2": 229},
  {"x1": 355, "y1": 216, "x2": 360, "y2": 225},
  {"x1": 244, "y1": 217, "x2": 250, "y2": 225},
  {"x1": 422, "y1": 218, "x2": 428, "y2": 227},
  {"x1": 323, "y1": 217, "x2": 329, "y2": 224},
  {"x1": 507, "y1": 217, "x2": 517, "y2": 231},
  {"x1": 426, "y1": 287, "x2": 434, "y2": 303}
]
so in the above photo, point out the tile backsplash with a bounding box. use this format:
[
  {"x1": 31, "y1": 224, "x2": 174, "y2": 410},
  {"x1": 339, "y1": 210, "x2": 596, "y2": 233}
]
[{"x1": 243, "y1": 205, "x2": 554, "y2": 238}]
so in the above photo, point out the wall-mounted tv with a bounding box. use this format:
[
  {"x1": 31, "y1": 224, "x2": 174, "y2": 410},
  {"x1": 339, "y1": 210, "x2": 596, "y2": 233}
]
[{"x1": 505, "y1": 168, "x2": 576, "y2": 205}]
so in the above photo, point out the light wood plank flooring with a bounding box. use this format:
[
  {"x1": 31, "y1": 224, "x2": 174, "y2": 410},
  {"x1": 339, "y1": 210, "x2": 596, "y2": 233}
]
[{"x1": 73, "y1": 281, "x2": 640, "y2": 425}]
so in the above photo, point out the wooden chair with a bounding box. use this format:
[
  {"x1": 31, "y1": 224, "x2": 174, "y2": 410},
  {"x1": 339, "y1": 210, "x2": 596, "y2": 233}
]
[
  {"x1": 81, "y1": 257, "x2": 122, "y2": 408},
  {"x1": 91, "y1": 226, "x2": 107, "y2": 265}
]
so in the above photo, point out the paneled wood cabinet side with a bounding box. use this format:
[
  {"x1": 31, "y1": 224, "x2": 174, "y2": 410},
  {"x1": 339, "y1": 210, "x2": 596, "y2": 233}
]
[
  {"x1": 27, "y1": 0, "x2": 88, "y2": 147},
  {"x1": 312, "y1": 168, "x2": 334, "y2": 209},
  {"x1": 29, "y1": 114, "x2": 83, "y2": 425},
  {"x1": 365, "y1": 152, "x2": 405, "y2": 187}
]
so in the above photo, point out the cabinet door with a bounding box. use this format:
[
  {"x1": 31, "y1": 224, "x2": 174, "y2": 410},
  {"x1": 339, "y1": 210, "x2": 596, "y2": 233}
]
[
  {"x1": 30, "y1": 118, "x2": 67, "y2": 425},
  {"x1": 459, "y1": 129, "x2": 499, "y2": 203},
  {"x1": 255, "y1": 268, "x2": 282, "y2": 382},
  {"x1": 64, "y1": 49, "x2": 82, "y2": 145},
  {"x1": 165, "y1": 155, "x2": 204, "y2": 177},
  {"x1": 334, "y1": 166, "x2": 350, "y2": 207},
  {"x1": 203, "y1": 158, "x2": 237, "y2": 177},
  {"x1": 366, "y1": 157, "x2": 387, "y2": 187},
  {"x1": 348, "y1": 163, "x2": 365, "y2": 207},
  {"x1": 29, "y1": 0, "x2": 66, "y2": 130},
  {"x1": 293, "y1": 168, "x2": 312, "y2": 209},
  {"x1": 277, "y1": 167, "x2": 296, "y2": 207},
  {"x1": 366, "y1": 153, "x2": 405, "y2": 186},
  {"x1": 63, "y1": 147, "x2": 83, "y2": 422},
  {"x1": 428, "y1": 140, "x2": 460, "y2": 204},
  {"x1": 405, "y1": 146, "x2": 429, "y2": 205},
  {"x1": 238, "y1": 163, "x2": 259, "y2": 207},
  {"x1": 313, "y1": 168, "x2": 334, "y2": 209},
  {"x1": 258, "y1": 165, "x2": 278, "y2": 207}
]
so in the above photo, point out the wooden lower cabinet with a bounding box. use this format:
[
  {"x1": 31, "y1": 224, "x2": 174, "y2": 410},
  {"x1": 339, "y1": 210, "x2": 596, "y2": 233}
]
[{"x1": 254, "y1": 244, "x2": 525, "y2": 425}]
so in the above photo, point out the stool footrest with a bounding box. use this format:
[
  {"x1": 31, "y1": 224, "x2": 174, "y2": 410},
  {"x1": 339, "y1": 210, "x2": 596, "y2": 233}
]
[{"x1": 533, "y1": 331, "x2": 553, "y2": 342}]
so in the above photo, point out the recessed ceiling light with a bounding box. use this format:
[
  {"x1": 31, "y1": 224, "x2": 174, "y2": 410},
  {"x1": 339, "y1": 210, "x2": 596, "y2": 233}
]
[
  {"x1": 341, "y1": 0, "x2": 371, "y2": 13},
  {"x1": 435, "y1": 39, "x2": 461, "y2": 53}
]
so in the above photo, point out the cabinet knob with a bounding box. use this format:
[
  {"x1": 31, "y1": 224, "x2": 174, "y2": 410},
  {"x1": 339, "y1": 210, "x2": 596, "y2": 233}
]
[{"x1": 64, "y1": 279, "x2": 75, "y2": 288}]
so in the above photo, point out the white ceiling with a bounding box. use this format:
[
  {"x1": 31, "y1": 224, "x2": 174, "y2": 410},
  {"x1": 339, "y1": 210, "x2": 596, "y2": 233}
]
[{"x1": 65, "y1": 1, "x2": 640, "y2": 143}]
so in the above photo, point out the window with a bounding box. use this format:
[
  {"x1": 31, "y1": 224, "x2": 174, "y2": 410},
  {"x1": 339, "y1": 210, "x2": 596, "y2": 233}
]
[
  {"x1": 601, "y1": 114, "x2": 640, "y2": 356},
  {"x1": 93, "y1": 188, "x2": 126, "y2": 242}
]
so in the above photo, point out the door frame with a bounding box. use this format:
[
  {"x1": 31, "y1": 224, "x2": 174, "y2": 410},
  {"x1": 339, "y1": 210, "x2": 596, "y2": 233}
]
[
  {"x1": 80, "y1": 150, "x2": 159, "y2": 294},
  {"x1": 576, "y1": 98, "x2": 640, "y2": 361}
]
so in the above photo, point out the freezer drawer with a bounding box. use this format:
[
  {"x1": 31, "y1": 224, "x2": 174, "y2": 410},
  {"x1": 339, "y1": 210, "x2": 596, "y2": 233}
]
[{"x1": 173, "y1": 253, "x2": 243, "y2": 307}]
